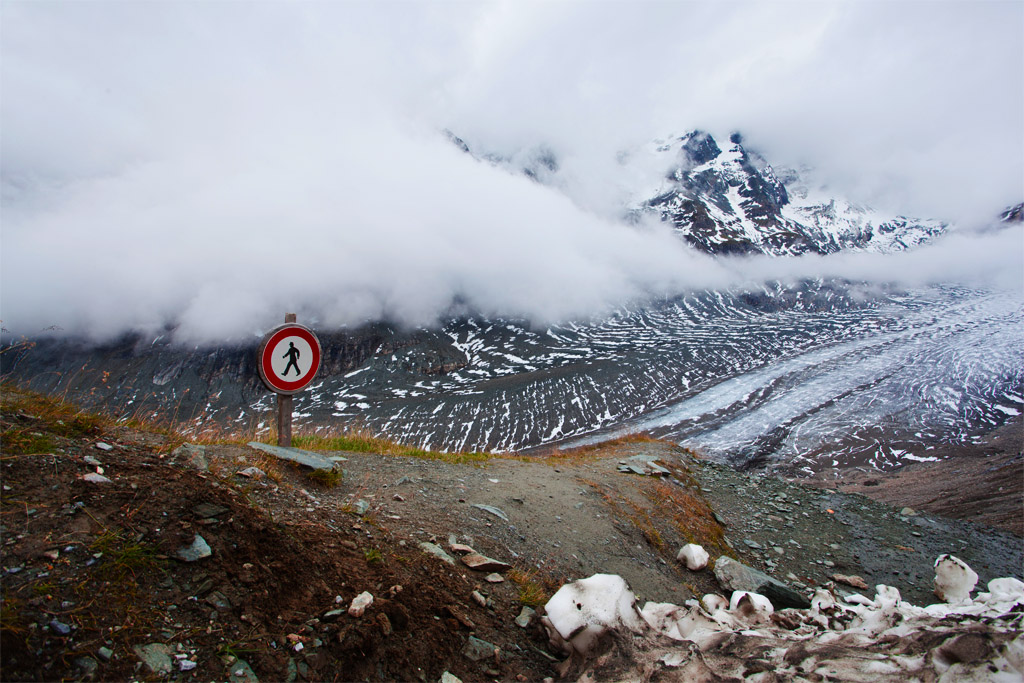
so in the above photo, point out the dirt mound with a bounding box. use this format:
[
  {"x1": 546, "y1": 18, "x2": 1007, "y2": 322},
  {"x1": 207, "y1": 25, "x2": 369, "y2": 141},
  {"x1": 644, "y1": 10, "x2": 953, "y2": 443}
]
[{"x1": 0, "y1": 406, "x2": 554, "y2": 681}]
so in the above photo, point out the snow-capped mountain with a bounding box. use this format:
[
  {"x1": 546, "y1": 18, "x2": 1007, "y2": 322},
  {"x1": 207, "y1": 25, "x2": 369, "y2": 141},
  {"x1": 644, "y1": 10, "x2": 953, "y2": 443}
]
[{"x1": 455, "y1": 129, "x2": 948, "y2": 256}]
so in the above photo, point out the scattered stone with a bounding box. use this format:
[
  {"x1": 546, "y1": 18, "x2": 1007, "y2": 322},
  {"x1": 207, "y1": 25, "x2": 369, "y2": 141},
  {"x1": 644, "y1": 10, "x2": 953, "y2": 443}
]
[
  {"x1": 172, "y1": 443, "x2": 209, "y2": 470},
  {"x1": 515, "y1": 606, "x2": 536, "y2": 628},
  {"x1": 462, "y1": 635, "x2": 498, "y2": 662},
  {"x1": 237, "y1": 467, "x2": 265, "y2": 480},
  {"x1": 353, "y1": 500, "x2": 370, "y2": 515},
  {"x1": 419, "y1": 542, "x2": 456, "y2": 565},
  {"x1": 471, "y1": 590, "x2": 487, "y2": 607},
  {"x1": 901, "y1": 507, "x2": 918, "y2": 517},
  {"x1": 440, "y1": 672, "x2": 463, "y2": 683},
  {"x1": 485, "y1": 573, "x2": 504, "y2": 583},
  {"x1": 471, "y1": 504, "x2": 509, "y2": 522},
  {"x1": 713, "y1": 556, "x2": 810, "y2": 610},
  {"x1": 676, "y1": 544, "x2": 709, "y2": 571},
  {"x1": 80, "y1": 472, "x2": 111, "y2": 484},
  {"x1": 392, "y1": 494, "x2": 405, "y2": 502},
  {"x1": 174, "y1": 534, "x2": 212, "y2": 562},
  {"x1": 193, "y1": 503, "x2": 229, "y2": 519},
  {"x1": 204, "y1": 591, "x2": 232, "y2": 610},
  {"x1": 94, "y1": 442, "x2": 114, "y2": 451},
  {"x1": 742, "y1": 539, "x2": 763, "y2": 550},
  {"x1": 348, "y1": 591, "x2": 374, "y2": 617},
  {"x1": 179, "y1": 659, "x2": 197, "y2": 672},
  {"x1": 230, "y1": 658, "x2": 260, "y2": 682},
  {"x1": 833, "y1": 574, "x2": 869, "y2": 590},
  {"x1": 461, "y1": 553, "x2": 511, "y2": 573},
  {"x1": 134, "y1": 643, "x2": 174, "y2": 674},
  {"x1": 445, "y1": 605, "x2": 476, "y2": 629},
  {"x1": 49, "y1": 619, "x2": 72, "y2": 635},
  {"x1": 449, "y1": 543, "x2": 475, "y2": 554},
  {"x1": 83, "y1": 455, "x2": 102, "y2": 466},
  {"x1": 97, "y1": 646, "x2": 113, "y2": 662},
  {"x1": 247, "y1": 441, "x2": 336, "y2": 471},
  {"x1": 74, "y1": 657, "x2": 98, "y2": 678}
]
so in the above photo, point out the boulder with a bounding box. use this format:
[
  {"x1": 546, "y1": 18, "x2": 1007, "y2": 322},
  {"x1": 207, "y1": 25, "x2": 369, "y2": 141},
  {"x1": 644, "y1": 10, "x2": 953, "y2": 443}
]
[{"x1": 713, "y1": 556, "x2": 810, "y2": 610}]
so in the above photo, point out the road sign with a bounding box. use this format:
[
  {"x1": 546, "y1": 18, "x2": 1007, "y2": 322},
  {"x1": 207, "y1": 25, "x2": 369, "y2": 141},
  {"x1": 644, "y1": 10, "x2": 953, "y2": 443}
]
[{"x1": 258, "y1": 323, "x2": 322, "y2": 395}]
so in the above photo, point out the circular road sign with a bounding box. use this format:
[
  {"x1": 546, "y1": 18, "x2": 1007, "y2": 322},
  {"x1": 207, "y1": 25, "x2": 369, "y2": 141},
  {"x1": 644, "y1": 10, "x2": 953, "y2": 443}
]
[{"x1": 258, "y1": 323, "x2": 322, "y2": 395}]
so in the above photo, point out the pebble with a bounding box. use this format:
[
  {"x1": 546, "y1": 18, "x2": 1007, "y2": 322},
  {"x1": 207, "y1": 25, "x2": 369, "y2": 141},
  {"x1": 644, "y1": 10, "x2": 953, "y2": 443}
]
[
  {"x1": 348, "y1": 591, "x2": 373, "y2": 617},
  {"x1": 94, "y1": 442, "x2": 114, "y2": 451}
]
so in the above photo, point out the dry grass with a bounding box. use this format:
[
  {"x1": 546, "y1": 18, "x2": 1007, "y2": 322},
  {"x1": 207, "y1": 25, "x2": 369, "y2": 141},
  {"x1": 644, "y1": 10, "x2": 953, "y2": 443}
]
[
  {"x1": 1, "y1": 383, "x2": 109, "y2": 456},
  {"x1": 290, "y1": 428, "x2": 491, "y2": 465},
  {"x1": 507, "y1": 566, "x2": 566, "y2": 607}
]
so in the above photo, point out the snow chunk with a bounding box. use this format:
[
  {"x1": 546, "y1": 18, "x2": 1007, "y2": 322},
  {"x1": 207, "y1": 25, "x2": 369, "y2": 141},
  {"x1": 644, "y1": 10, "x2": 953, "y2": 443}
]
[
  {"x1": 542, "y1": 574, "x2": 645, "y2": 656},
  {"x1": 934, "y1": 555, "x2": 979, "y2": 603},
  {"x1": 676, "y1": 544, "x2": 709, "y2": 571}
]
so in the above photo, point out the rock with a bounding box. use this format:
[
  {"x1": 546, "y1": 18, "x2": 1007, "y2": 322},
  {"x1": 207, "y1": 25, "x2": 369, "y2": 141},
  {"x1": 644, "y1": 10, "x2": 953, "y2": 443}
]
[
  {"x1": 419, "y1": 542, "x2": 456, "y2": 565},
  {"x1": 832, "y1": 574, "x2": 869, "y2": 590},
  {"x1": 179, "y1": 659, "x2": 198, "y2": 672},
  {"x1": 353, "y1": 500, "x2": 370, "y2": 515},
  {"x1": 742, "y1": 539, "x2": 763, "y2": 550},
  {"x1": 471, "y1": 590, "x2": 487, "y2": 607},
  {"x1": 134, "y1": 643, "x2": 174, "y2": 674},
  {"x1": 321, "y1": 608, "x2": 346, "y2": 622},
  {"x1": 934, "y1": 554, "x2": 978, "y2": 603},
  {"x1": 348, "y1": 591, "x2": 373, "y2": 617},
  {"x1": 713, "y1": 556, "x2": 810, "y2": 610},
  {"x1": 471, "y1": 504, "x2": 509, "y2": 522},
  {"x1": 485, "y1": 573, "x2": 504, "y2": 583},
  {"x1": 204, "y1": 591, "x2": 232, "y2": 610},
  {"x1": 449, "y1": 543, "x2": 475, "y2": 554},
  {"x1": 247, "y1": 441, "x2": 336, "y2": 471},
  {"x1": 49, "y1": 619, "x2": 72, "y2": 635},
  {"x1": 174, "y1": 534, "x2": 212, "y2": 562},
  {"x1": 193, "y1": 503, "x2": 229, "y2": 519},
  {"x1": 74, "y1": 656, "x2": 98, "y2": 678},
  {"x1": 676, "y1": 544, "x2": 709, "y2": 571},
  {"x1": 83, "y1": 455, "x2": 102, "y2": 466},
  {"x1": 515, "y1": 606, "x2": 536, "y2": 628},
  {"x1": 172, "y1": 443, "x2": 208, "y2": 471},
  {"x1": 80, "y1": 473, "x2": 111, "y2": 484},
  {"x1": 94, "y1": 442, "x2": 114, "y2": 451},
  {"x1": 237, "y1": 467, "x2": 265, "y2": 480},
  {"x1": 462, "y1": 635, "x2": 498, "y2": 662},
  {"x1": 900, "y1": 507, "x2": 918, "y2": 516},
  {"x1": 230, "y1": 658, "x2": 260, "y2": 682},
  {"x1": 461, "y1": 553, "x2": 511, "y2": 573},
  {"x1": 97, "y1": 646, "x2": 113, "y2": 661},
  {"x1": 440, "y1": 672, "x2": 464, "y2": 683}
]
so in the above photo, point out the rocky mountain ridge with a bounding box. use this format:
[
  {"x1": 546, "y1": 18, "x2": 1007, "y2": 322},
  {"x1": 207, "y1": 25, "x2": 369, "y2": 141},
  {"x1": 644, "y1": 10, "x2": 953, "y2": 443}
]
[{"x1": 452, "y1": 128, "x2": 950, "y2": 256}]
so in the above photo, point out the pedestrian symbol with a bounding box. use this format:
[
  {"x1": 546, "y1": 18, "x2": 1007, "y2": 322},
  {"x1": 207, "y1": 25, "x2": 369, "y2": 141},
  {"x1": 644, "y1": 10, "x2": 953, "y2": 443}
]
[{"x1": 282, "y1": 342, "x2": 301, "y2": 377}]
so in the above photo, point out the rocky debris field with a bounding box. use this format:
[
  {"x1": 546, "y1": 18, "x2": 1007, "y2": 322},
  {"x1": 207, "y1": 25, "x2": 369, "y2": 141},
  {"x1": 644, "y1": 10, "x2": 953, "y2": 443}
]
[{"x1": 2, "y1": 388, "x2": 1022, "y2": 681}]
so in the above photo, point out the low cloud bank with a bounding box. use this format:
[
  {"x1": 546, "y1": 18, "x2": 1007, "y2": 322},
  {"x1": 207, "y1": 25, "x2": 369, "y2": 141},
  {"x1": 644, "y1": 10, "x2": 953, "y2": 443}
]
[{"x1": 2, "y1": 2, "x2": 1021, "y2": 344}]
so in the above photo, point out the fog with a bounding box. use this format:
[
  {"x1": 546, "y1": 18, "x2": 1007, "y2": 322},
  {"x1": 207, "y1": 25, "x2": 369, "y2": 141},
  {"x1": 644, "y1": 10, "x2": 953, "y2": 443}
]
[{"x1": 1, "y1": 1, "x2": 1021, "y2": 343}]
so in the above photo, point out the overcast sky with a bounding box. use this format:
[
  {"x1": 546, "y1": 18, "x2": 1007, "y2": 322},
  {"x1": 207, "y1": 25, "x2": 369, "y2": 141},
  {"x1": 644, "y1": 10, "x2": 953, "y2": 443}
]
[{"x1": 2, "y1": 0, "x2": 1021, "y2": 342}]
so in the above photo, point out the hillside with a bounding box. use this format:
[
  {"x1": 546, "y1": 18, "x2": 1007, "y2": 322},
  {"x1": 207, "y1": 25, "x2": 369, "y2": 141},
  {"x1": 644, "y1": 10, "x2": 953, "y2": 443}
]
[{"x1": 2, "y1": 387, "x2": 1021, "y2": 680}]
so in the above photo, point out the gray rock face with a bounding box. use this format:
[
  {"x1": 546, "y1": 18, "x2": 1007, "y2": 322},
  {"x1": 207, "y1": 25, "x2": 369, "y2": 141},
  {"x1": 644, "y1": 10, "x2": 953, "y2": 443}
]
[
  {"x1": 174, "y1": 534, "x2": 212, "y2": 562},
  {"x1": 247, "y1": 441, "x2": 336, "y2": 471},
  {"x1": 713, "y1": 556, "x2": 810, "y2": 610},
  {"x1": 172, "y1": 443, "x2": 208, "y2": 471},
  {"x1": 133, "y1": 643, "x2": 173, "y2": 674}
]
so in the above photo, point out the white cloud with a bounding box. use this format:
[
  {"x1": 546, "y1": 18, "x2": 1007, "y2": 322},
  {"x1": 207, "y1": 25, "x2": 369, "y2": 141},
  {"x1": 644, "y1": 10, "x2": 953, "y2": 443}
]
[{"x1": 1, "y1": 1, "x2": 1021, "y2": 342}]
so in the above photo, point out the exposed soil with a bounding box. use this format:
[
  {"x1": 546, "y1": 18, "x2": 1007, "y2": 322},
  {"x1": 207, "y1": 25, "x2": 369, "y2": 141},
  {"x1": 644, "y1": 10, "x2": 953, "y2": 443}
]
[{"x1": 2, "y1": 400, "x2": 1022, "y2": 682}]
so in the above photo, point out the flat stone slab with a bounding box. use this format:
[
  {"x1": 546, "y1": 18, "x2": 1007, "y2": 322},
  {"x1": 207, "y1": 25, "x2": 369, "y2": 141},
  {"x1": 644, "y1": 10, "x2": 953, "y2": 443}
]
[
  {"x1": 461, "y1": 553, "x2": 511, "y2": 573},
  {"x1": 247, "y1": 442, "x2": 336, "y2": 471}
]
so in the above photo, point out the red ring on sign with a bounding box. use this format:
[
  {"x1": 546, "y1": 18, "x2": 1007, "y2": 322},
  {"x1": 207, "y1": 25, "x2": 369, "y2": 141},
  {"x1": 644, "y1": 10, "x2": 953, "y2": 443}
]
[{"x1": 258, "y1": 324, "x2": 322, "y2": 394}]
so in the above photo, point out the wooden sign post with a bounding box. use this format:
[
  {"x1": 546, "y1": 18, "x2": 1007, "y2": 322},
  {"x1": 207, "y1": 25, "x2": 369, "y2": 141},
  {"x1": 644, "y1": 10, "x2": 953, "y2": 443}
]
[{"x1": 257, "y1": 313, "x2": 322, "y2": 447}]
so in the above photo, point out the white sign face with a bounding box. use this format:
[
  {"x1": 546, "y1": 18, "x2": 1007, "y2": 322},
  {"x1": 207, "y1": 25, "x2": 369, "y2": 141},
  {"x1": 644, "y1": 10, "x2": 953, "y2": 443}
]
[{"x1": 266, "y1": 334, "x2": 316, "y2": 384}]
